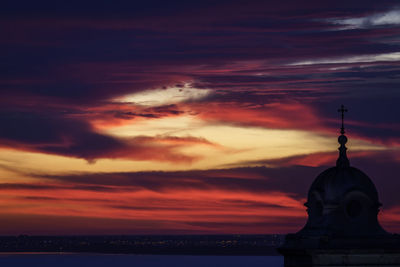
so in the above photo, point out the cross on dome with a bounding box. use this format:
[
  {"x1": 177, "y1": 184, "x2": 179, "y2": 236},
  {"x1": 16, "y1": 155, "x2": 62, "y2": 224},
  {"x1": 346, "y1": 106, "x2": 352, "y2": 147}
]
[{"x1": 338, "y1": 104, "x2": 348, "y2": 135}]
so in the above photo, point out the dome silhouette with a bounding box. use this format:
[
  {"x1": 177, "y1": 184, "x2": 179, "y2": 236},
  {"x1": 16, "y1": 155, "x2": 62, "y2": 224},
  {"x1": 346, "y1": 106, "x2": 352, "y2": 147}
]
[
  {"x1": 278, "y1": 106, "x2": 400, "y2": 267},
  {"x1": 300, "y1": 165, "x2": 386, "y2": 237},
  {"x1": 297, "y1": 105, "x2": 386, "y2": 237}
]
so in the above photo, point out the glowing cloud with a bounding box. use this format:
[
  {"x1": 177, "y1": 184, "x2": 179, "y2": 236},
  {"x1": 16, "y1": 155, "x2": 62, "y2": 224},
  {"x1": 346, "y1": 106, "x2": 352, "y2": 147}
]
[
  {"x1": 329, "y1": 9, "x2": 400, "y2": 29},
  {"x1": 104, "y1": 114, "x2": 386, "y2": 171},
  {"x1": 117, "y1": 83, "x2": 212, "y2": 107},
  {"x1": 289, "y1": 52, "x2": 400, "y2": 66}
]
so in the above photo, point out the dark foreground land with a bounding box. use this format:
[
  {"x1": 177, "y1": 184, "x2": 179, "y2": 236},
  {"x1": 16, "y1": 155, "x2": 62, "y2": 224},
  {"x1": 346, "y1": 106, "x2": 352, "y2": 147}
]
[{"x1": 0, "y1": 235, "x2": 284, "y2": 255}]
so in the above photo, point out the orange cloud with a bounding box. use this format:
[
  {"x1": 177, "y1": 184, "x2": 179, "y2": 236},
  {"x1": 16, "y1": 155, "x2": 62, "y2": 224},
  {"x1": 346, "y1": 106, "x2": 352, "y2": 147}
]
[
  {"x1": 189, "y1": 101, "x2": 325, "y2": 132},
  {"x1": 0, "y1": 177, "x2": 306, "y2": 234}
]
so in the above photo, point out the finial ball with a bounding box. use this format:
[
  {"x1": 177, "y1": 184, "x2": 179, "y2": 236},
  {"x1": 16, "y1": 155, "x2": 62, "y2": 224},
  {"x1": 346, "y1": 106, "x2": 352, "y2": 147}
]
[{"x1": 338, "y1": 135, "x2": 347, "y2": 145}]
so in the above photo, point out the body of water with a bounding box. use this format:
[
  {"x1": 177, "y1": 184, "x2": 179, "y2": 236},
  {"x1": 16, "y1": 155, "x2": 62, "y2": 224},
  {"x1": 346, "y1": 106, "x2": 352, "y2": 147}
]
[{"x1": 0, "y1": 254, "x2": 283, "y2": 267}]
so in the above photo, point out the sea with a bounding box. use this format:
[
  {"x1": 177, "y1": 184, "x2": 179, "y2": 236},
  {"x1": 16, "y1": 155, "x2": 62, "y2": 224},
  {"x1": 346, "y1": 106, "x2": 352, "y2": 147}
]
[{"x1": 0, "y1": 254, "x2": 284, "y2": 267}]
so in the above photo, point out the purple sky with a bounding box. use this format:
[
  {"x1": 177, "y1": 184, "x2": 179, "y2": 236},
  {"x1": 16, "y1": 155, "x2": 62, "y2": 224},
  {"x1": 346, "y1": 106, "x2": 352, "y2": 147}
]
[{"x1": 0, "y1": 0, "x2": 400, "y2": 234}]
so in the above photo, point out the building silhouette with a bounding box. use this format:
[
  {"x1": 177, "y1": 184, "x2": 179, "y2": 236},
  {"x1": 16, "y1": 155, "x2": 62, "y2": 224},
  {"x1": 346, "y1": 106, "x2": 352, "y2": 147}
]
[{"x1": 278, "y1": 105, "x2": 400, "y2": 266}]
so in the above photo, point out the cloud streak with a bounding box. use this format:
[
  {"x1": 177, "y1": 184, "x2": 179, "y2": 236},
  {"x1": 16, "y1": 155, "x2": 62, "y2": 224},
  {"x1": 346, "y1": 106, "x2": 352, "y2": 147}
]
[{"x1": 329, "y1": 8, "x2": 400, "y2": 29}]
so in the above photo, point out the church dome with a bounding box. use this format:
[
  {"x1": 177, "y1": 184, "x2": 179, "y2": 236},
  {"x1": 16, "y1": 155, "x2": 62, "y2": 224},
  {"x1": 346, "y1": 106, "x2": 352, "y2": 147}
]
[
  {"x1": 307, "y1": 166, "x2": 380, "y2": 208},
  {"x1": 279, "y1": 106, "x2": 400, "y2": 262},
  {"x1": 298, "y1": 105, "x2": 386, "y2": 237}
]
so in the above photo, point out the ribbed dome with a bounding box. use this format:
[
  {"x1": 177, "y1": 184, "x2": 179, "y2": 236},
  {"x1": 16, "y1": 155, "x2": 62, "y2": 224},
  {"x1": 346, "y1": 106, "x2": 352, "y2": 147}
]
[
  {"x1": 307, "y1": 166, "x2": 380, "y2": 206},
  {"x1": 297, "y1": 106, "x2": 387, "y2": 237},
  {"x1": 279, "y1": 107, "x2": 396, "y2": 259},
  {"x1": 298, "y1": 127, "x2": 386, "y2": 236}
]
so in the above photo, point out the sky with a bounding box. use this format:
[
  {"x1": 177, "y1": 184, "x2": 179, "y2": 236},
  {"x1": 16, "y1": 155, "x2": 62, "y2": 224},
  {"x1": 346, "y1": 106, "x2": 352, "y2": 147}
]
[{"x1": 1, "y1": 0, "x2": 400, "y2": 235}]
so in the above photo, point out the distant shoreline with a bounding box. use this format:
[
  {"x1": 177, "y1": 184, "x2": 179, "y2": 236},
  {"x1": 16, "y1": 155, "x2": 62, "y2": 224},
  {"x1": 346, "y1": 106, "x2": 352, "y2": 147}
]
[
  {"x1": 0, "y1": 252, "x2": 280, "y2": 256},
  {"x1": 0, "y1": 235, "x2": 284, "y2": 256}
]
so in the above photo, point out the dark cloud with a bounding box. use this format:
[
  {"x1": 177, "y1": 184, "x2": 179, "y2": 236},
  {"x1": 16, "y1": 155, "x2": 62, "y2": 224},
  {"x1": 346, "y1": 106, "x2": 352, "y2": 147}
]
[
  {"x1": 0, "y1": 182, "x2": 127, "y2": 193},
  {"x1": 0, "y1": 110, "x2": 123, "y2": 159},
  {"x1": 0, "y1": 183, "x2": 56, "y2": 190},
  {"x1": 0, "y1": 110, "x2": 200, "y2": 162},
  {"x1": 35, "y1": 166, "x2": 320, "y2": 201}
]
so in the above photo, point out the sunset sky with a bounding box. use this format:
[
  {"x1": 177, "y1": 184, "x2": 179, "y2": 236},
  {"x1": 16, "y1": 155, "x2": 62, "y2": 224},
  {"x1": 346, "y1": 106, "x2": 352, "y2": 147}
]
[{"x1": 1, "y1": 0, "x2": 400, "y2": 235}]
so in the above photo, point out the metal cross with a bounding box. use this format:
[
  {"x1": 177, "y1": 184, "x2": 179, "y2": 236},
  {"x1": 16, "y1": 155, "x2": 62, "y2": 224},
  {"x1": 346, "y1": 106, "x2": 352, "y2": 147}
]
[{"x1": 338, "y1": 104, "x2": 348, "y2": 134}]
